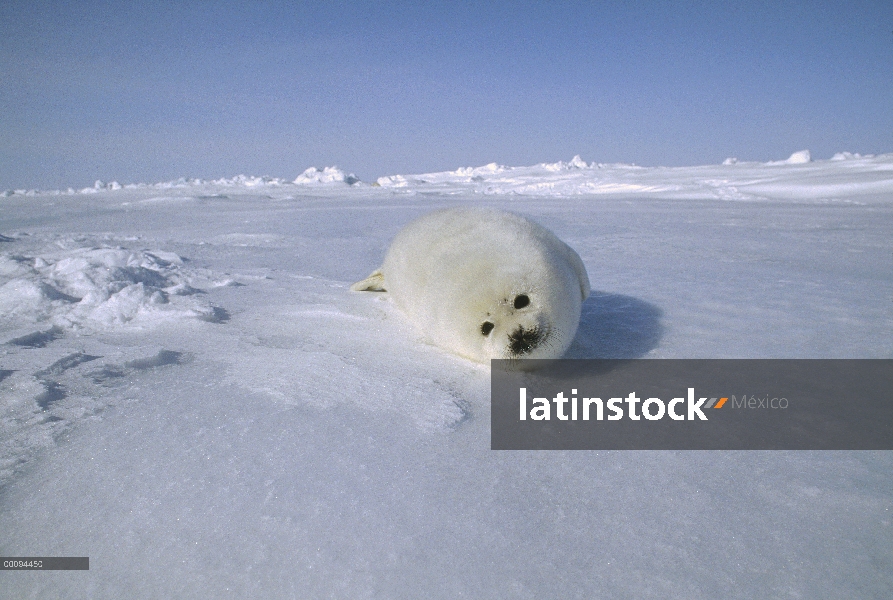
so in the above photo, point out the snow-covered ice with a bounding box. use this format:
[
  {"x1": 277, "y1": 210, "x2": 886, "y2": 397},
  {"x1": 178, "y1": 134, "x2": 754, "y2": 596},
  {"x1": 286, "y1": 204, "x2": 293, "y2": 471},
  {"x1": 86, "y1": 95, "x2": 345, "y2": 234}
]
[{"x1": 1, "y1": 152, "x2": 891, "y2": 598}]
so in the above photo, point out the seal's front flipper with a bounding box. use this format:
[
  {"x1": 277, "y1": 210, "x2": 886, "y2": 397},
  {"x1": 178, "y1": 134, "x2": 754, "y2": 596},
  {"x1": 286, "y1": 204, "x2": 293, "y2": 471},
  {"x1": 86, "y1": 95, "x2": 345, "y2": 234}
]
[{"x1": 350, "y1": 269, "x2": 386, "y2": 292}]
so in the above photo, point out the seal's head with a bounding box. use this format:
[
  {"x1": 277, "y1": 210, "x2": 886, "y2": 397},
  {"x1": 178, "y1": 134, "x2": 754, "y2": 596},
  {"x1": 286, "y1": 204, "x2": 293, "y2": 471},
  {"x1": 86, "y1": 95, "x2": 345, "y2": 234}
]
[{"x1": 451, "y1": 255, "x2": 585, "y2": 362}]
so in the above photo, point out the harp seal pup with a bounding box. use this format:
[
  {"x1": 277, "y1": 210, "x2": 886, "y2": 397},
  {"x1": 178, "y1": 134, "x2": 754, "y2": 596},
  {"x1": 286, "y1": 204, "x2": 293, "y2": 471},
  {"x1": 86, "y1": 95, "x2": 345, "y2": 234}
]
[{"x1": 351, "y1": 207, "x2": 590, "y2": 363}]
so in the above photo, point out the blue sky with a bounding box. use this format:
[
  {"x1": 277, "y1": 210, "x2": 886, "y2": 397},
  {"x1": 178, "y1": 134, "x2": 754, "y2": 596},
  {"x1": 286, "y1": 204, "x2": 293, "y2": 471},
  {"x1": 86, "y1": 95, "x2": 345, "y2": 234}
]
[{"x1": 1, "y1": 0, "x2": 891, "y2": 189}]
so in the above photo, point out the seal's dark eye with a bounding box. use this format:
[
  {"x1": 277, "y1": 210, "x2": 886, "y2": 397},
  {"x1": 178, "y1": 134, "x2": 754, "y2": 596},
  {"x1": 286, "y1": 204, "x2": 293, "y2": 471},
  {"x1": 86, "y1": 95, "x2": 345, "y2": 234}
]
[
  {"x1": 481, "y1": 321, "x2": 495, "y2": 336},
  {"x1": 513, "y1": 294, "x2": 530, "y2": 309}
]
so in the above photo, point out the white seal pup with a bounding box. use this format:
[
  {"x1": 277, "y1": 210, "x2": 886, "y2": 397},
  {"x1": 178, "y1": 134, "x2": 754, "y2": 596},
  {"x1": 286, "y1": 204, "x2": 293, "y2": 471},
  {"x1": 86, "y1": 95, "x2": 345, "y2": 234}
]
[{"x1": 351, "y1": 207, "x2": 590, "y2": 362}]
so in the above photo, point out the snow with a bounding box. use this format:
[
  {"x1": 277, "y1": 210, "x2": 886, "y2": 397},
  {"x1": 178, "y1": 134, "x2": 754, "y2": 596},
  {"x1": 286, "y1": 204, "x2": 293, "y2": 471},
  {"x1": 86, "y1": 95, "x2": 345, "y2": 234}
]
[
  {"x1": 293, "y1": 166, "x2": 361, "y2": 186},
  {"x1": 768, "y1": 149, "x2": 812, "y2": 165},
  {"x1": 0, "y1": 246, "x2": 223, "y2": 332},
  {"x1": 1, "y1": 152, "x2": 891, "y2": 598},
  {"x1": 370, "y1": 151, "x2": 893, "y2": 200}
]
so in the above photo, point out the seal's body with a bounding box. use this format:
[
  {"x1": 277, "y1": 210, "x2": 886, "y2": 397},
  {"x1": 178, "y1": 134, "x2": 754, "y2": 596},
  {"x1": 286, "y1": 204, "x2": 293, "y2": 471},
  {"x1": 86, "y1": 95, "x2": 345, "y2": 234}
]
[{"x1": 351, "y1": 208, "x2": 590, "y2": 363}]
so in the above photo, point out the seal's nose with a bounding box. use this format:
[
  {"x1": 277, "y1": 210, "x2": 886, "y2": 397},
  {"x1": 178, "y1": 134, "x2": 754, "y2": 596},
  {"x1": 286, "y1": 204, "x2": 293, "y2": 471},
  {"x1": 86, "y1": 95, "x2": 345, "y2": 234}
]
[{"x1": 508, "y1": 326, "x2": 541, "y2": 356}]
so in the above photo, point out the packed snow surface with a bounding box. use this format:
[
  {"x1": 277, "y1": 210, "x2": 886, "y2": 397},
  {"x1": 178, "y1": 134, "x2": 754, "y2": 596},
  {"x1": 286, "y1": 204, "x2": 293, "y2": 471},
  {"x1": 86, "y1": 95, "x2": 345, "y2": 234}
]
[{"x1": 1, "y1": 152, "x2": 891, "y2": 598}]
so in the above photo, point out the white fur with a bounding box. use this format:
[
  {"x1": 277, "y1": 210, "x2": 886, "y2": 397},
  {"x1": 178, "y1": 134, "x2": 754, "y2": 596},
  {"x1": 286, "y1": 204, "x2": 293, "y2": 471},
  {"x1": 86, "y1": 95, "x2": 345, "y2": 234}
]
[{"x1": 351, "y1": 208, "x2": 590, "y2": 363}]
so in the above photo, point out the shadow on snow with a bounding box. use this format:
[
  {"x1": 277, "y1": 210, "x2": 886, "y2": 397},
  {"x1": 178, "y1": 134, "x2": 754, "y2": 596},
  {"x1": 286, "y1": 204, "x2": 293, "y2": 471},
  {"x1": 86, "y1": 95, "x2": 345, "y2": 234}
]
[{"x1": 566, "y1": 291, "x2": 663, "y2": 359}]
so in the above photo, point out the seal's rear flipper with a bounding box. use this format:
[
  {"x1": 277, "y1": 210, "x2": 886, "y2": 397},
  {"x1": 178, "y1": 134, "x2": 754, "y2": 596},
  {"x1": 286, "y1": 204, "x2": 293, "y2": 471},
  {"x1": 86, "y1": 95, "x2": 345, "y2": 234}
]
[{"x1": 350, "y1": 269, "x2": 386, "y2": 292}]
